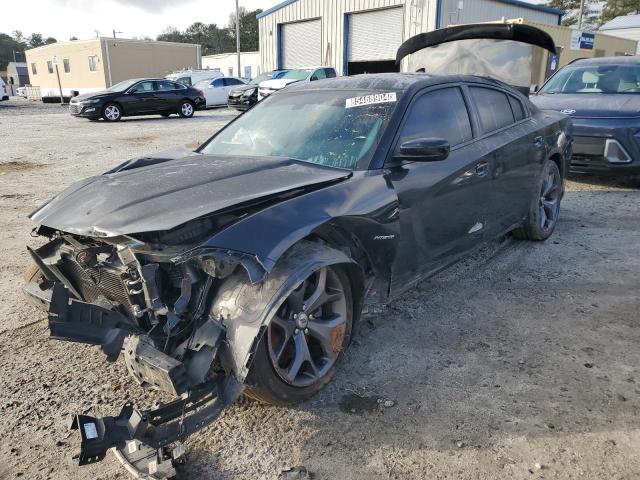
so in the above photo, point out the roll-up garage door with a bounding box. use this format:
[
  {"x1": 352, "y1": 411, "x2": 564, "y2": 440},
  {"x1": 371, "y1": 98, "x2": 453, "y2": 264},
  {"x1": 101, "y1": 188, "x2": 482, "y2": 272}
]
[
  {"x1": 348, "y1": 7, "x2": 404, "y2": 61},
  {"x1": 280, "y1": 19, "x2": 321, "y2": 68}
]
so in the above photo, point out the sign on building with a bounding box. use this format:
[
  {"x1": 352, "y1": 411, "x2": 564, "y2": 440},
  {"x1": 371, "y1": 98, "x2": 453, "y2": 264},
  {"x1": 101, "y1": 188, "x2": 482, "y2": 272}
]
[{"x1": 570, "y1": 30, "x2": 595, "y2": 50}]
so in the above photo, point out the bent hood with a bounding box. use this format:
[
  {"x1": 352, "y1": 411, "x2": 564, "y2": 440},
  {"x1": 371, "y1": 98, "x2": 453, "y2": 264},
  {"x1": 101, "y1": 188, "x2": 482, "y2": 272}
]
[
  {"x1": 259, "y1": 78, "x2": 300, "y2": 90},
  {"x1": 531, "y1": 93, "x2": 640, "y2": 118},
  {"x1": 30, "y1": 150, "x2": 351, "y2": 237},
  {"x1": 71, "y1": 91, "x2": 111, "y2": 102}
]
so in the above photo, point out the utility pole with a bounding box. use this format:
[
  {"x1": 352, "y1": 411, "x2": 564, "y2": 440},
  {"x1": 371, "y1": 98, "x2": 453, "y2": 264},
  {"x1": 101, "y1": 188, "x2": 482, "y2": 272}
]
[
  {"x1": 52, "y1": 56, "x2": 64, "y2": 104},
  {"x1": 577, "y1": 0, "x2": 585, "y2": 30},
  {"x1": 113, "y1": 29, "x2": 123, "y2": 38},
  {"x1": 235, "y1": 0, "x2": 241, "y2": 77}
]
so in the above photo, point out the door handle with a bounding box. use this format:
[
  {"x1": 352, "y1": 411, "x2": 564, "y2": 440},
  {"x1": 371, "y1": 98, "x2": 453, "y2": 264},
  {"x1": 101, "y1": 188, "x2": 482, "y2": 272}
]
[
  {"x1": 475, "y1": 161, "x2": 490, "y2": 177},
  {"x1": 534, "y1": 136, "x2": 544, "y2": 148}
]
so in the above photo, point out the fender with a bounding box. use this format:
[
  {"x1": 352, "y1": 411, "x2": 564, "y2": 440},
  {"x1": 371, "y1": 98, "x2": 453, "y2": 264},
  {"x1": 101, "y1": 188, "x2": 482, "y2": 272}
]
[{"x1": 199, "y1": 170, "x2": 401, "y2": 282}]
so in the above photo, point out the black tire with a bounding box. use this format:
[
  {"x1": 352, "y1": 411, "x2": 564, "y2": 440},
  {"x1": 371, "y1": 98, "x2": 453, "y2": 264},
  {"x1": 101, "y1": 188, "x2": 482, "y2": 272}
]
[
  {"x1": 178, "y1": 100, "x2": 195, "y2": 118},
  {"x1": 245, "y1": 263, "x2": 354, "y2": 406},
  {"x1": 102, "y1": 103, "x2": 122, "y2": 122},
  {"x1": 513, "y1": 159, "x2": 562, "y2": 241}
]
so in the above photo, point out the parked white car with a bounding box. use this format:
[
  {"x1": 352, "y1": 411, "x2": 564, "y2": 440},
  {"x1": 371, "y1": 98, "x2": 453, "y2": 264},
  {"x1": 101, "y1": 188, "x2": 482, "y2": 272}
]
[
  {"x1": 194, "y1": 77, "x2": 247, "y2": 107},
  {"x1": 16, "y1": 86, "x2": 27, "y2": 97},
  {"x1": 165, "y1": 69, "x2": 223, "y2": 87},
  {"x1": 258, "y1": 67, "x2": 337, "y2": 100},
  {"x1": 1, "y1": 79, "x2": 8, "y2": 101}
]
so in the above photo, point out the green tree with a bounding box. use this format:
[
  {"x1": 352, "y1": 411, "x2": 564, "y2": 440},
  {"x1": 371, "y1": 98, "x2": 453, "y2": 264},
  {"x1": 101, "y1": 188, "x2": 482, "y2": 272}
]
[
  {"x1": 601, "y1": 0, "x2": 640, "y2": 23},
  {"x1": 549, "y1": 0, "x2": 600, "y2": 29},
  {"x1": 44, "y1": 37, "x2": 57, "y2": 45},
  {"x1": 157, "y1": 8, "x2": 262, "y2": 55},
  {"x1": 0, "y1": 32, "x2": 26, "y2": 70},
  {"x1": 227, "y1": 7, "x2": 262, "y2": 52}
]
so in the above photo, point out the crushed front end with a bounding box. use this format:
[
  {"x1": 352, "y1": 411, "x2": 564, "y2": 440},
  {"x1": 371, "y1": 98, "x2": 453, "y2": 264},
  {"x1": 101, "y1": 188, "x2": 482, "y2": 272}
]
[{"x1": 24, "y1": 226, "x2": 257, "y2": 478}]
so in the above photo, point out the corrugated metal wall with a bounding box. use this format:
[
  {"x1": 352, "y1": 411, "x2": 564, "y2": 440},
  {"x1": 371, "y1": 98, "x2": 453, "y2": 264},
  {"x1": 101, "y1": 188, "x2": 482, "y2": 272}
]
[
  {"x1": 440, "y1": 0, "x2": 558, "y2": 27},
  {"x1": 258, "y1": 0, "x2": 436, "y2": 74}
]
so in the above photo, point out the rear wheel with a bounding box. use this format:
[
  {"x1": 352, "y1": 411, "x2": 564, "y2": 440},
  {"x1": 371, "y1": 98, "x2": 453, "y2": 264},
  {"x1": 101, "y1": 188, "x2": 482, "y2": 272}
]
[
  {"x1": 102, "y1": 103, "x2": 122, "y2": 122},
  {"x1": 178, "y1": 101, "x2": 194, "y2": 118},
  {"x1": 513, "y1": 159, "x2": 562, "y2": 241},
  {"x1": 246, "y1": 263, "x2": 353, "y2": 405}
]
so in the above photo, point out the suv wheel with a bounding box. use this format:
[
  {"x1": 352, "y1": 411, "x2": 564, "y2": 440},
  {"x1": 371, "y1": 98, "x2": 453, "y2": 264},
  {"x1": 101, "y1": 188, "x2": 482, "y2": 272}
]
[{"x1": 178, "y1": 101, "x2": 194, "y2": 118}]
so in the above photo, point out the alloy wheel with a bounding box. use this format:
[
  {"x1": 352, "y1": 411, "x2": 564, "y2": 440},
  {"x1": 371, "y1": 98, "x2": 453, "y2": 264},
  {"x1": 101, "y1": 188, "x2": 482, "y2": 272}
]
[
  {"x1": 181, "y1": 102, "x2": 194, "y2": 117},
  {"x1": 267, "y1": 267, "x2": 348, "y2": 388},
  {"x1": 539, "y1": 166, "x2": 560, "y2": 230},
  {"x1": 104, "y1": 105, "x2": 120, "y2": 121}
]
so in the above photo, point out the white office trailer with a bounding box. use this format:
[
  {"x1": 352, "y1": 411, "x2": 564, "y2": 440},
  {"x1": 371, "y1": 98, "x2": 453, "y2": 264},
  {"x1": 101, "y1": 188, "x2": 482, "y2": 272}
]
[
  {"x1": 201, "y1": 51, "x2": 262, "y2": 78},
  {"x1": 257, "y1": 0, "x2": 563, "y2": 75}
]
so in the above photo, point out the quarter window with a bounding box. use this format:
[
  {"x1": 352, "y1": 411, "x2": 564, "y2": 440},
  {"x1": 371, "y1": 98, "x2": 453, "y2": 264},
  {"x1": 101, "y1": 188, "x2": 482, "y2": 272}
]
[
  {"x1": 508, "y1": 95, "x2": 526, "y2": 121},
  {"x1": 88, "y1": 55, "x2": 98, "y2": 72},
  {"x1": 47, "y1": 61, "x2": 54, "y2": 74},
  {"x1": 31, "y1": 63, "x2": 37, "y2": 75},
  {"x1": 399, "y1": 87, "x2": 472, "y2": 147},
  {"x1": 63, "y1": 58, "x2": 70, "y2": 73},
  {"x1": 469, "y1": 86, "x2": 515, "y2": 133}
]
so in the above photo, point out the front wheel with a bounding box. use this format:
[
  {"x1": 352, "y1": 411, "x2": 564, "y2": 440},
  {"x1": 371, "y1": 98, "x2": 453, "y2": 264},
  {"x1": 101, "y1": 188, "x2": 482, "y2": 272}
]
[
  {"x1": 178, "y1": 101, "x2": 194, "y2": 118},
  {"x1": 246, "y1": 263, "x2": 353, "y2": 405},
  {"x1": 102, "y1": 103, "x2": 122, "y2": 122},
  {"x1": 513, "y1": 159, "x2": 562, "y2": 241}
]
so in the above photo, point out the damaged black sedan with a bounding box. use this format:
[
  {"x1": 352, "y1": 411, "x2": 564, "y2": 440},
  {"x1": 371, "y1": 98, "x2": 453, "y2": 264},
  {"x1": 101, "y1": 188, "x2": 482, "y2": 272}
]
[{"x1": 24, "y1": 24, "x2": 571, "y2": 479}]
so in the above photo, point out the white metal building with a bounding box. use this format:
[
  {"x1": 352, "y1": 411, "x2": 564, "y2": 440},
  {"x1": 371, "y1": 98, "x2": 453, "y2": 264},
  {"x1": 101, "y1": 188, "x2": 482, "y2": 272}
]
[
  {"x1": 599, "y1": 14, "x2": 640, "y2": 54},
  {"x1": 257, "y1": 0, "x2": 563, "y2": 75},
  {"x1": 201, "y1": 51, "x2": 262, "y2": 78}
]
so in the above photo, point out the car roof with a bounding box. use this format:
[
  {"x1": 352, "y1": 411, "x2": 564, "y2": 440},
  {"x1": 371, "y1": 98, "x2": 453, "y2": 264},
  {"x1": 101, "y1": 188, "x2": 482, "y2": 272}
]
[
  {"x1": 284, "y1": 72, "x2": 517, "y2": 96},
  {"x1": 570, "y1": 56, "x2": 640, "y2": 66}
]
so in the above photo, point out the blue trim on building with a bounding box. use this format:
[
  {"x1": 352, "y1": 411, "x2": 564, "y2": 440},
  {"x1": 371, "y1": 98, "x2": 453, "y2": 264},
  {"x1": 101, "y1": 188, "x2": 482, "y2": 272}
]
[
  {"x1": 256, "y1": 0, "x2": 298, "y2": 19},
  {"x1": 343, "y1": 14, "x2": 350, "y2": 76},
  {"x1": 258, "y1": 0, "x2": 563, "y2": 22},
  {"x1": 276, "y1": 23, "x2": 283, "y2": 69}
]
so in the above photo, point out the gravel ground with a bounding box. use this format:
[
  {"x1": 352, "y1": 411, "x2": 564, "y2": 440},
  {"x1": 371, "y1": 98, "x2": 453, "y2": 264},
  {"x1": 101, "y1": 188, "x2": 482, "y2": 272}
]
[{"x1": 0, "y1": 98, "x2": 639, "y2": 480}]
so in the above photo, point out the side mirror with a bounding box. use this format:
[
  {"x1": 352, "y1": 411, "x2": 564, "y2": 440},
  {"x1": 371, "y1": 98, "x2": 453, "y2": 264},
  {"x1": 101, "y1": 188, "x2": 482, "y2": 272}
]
[
  {"x1": 530, "y1": 84, "x2": 540, "y2": 94},
  {"x1": 310, "y1": 75, "x2": 318, "y2": 81},
  {"x1": 395, "y1": 138, "x2": 450, "y2": 162}
]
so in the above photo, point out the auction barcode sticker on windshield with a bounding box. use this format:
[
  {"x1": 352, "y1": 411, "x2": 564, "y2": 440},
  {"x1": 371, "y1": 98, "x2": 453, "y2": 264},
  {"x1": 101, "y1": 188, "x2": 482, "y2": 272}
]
[{"x1": 346, "y1": 92, "x2": 397, "y2": 108}]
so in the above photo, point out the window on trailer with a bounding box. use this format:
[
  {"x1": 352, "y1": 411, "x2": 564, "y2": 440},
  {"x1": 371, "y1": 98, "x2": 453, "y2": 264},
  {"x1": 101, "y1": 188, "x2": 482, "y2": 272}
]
[
  {"x1": 47, "y1": 61, "x2": 53, "y2": 74},
  {"x1": 31, "y1": 63, "x2": 37, "y2": 75},
  {"x1": 88, "y1": 56, "x2": 98, "y2": 72},
  {"x1": 63, "y1": 59, "x2": 70, "y2": 73}
]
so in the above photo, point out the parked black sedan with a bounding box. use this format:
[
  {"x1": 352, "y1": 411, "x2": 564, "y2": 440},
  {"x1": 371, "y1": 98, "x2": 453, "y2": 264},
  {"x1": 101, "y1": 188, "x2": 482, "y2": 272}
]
[
  {"x1": 227, "y1": 69, "x2": 288, "y2": 110},
  {"x1": 531, "y1": 56, "x2": 640, "y2": 176},
  {"x1": 68, "y1": 78, "x2": 206, "y2": 121},
  {"x1": 24, "y1": 24, "x2": 570, "y2": 479}
]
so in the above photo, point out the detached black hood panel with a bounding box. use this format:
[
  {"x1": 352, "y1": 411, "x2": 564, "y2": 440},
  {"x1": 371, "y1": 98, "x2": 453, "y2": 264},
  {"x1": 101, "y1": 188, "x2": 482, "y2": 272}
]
[{"x1": 30, "y1": 153, "x2": 351, "y2": 236}]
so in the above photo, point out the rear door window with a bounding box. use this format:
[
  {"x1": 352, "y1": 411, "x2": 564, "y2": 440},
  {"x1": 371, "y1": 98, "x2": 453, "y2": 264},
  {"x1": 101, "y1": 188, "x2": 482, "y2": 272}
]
[
  {"x1": 469, "y1": 86, "x2": 515, "y2": 133},
  {"x1": 399, "y1": 86, "x2": 473, "y2": 147},
  {"x1": 156, "y1": 80, "x2": 179, "y2": 91}
]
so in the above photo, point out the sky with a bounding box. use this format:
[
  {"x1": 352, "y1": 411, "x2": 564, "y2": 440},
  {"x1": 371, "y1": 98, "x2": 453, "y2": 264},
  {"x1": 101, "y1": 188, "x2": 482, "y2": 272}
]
[
  {"x1": 2, "y1": 0, "x2": 546, "y2": 43},
  {"x1": 1, "y1": 0, "x2": 275, "y2": 41}
]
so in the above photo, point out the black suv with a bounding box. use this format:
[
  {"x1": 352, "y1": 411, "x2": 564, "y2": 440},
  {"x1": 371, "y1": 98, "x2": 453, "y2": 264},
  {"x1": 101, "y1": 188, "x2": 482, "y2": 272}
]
[{"x1": 68, "y1": 78, "x2": 205, "y2": 121}]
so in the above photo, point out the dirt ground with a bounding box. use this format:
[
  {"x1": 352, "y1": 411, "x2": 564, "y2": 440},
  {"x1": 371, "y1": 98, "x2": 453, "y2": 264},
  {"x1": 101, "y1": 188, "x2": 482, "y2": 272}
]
[{"x1": 0, "y1": 98, "x2": 638, "y2": 480}]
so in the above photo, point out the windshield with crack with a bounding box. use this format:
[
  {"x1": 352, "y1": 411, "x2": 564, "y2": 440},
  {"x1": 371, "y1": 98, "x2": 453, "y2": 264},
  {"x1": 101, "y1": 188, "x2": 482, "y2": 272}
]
[
  {"x1": 540, "y1": 64, "x2": 640, "y2": 94},
  {"x1": 200, "y1": 90, "x2": 398, "y2": 170}
]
